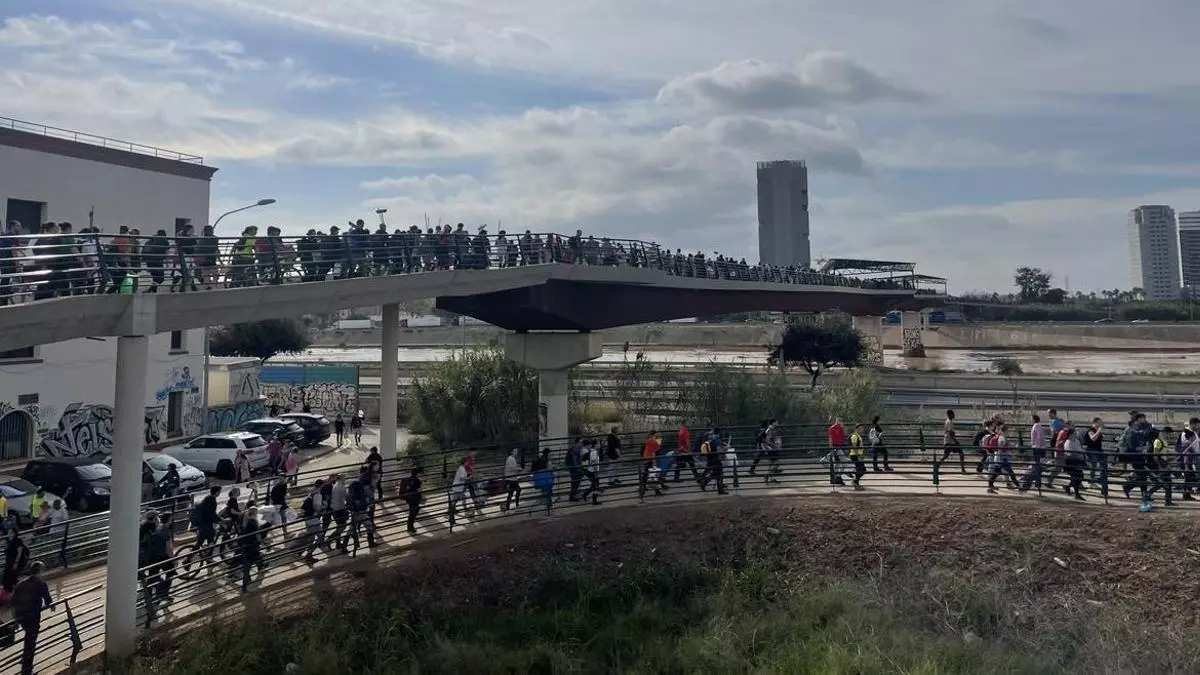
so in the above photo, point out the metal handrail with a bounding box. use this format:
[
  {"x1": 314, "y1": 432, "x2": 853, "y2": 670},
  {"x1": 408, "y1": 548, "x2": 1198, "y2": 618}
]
[
  {"x1": 0, "y1": 231, "x2": 926, "y2": 308},
  {"x1": 0, "y1": 429, "x2": 1184, "y2": 673},
  {"x1": 0, "y1": 116, "x2": 204, "y2": 164}
]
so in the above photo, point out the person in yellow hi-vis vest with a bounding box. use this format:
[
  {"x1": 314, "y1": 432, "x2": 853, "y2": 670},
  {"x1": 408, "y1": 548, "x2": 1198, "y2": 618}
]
[{"x1": 848, "y1": 424, "x2": 868, "y2": 490}]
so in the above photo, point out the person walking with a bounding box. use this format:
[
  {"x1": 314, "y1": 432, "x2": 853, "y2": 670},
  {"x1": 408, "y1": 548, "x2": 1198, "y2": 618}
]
[
  {"x1": 986, "y1": 424, "x2": 1020, "y2": 494},
  {"x1": 300, "y1": 480, "x2": 325, "y2": 564},
  {"x1": 940, "y1": 409, "x2": 966, "y2": 474},
  {"x1": 604, "y1": 427, "x2": 622, "y2": 487},
  {"x1": 333, "y1": 414, "x2": 346, "y2": 447},
  {"x1": 868, "y1": 415, "x2": 892, "y2": 472},
  {"x1": 1062, "y1": 427, "x2": 1087, "y2": 501},
  {"x1": 502, "y1": 449, "x2": 523, "y2": 512},
  {"x1": 239, "y1": 508, "x2": 266, "y2": 591},
  {"x1": 848, "y1": 424, "x2": 868, "y2": 489},
  {"x1": 234, "y1": 449, "x2": 252, "y2": 484},
  {"x1": 582, "y1": 442, "x2": 602, "y2": 505},
  {"x1": 401, "y1": 467, "x2": 424, "y2": 535},
  {"x1": 3, "y1": 526, "x2": 30, "y2": 594},
  {"x1": 11, "y1": 560, "x2": 53, "y2": 675},
  {"x1": 351, "y1": 410, "x2": 365, "y2": 445},
  {"x1": 366, "y1": 446, "x2": 385, "y2": 501}
]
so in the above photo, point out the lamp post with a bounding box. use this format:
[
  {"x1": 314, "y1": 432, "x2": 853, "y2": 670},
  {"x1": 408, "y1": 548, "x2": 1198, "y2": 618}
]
[
  {"x1": 212, "y1": 198, "x2": 276, "y2": 231},
  {"x1": 202, "y1": 197, "x2": 276, "y2": 432}
]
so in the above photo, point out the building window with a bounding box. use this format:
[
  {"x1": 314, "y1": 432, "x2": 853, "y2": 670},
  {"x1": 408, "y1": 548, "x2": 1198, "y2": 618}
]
[
  {"x1": 0, "y1": 411, "x2": 33, "y2": 461},
  {"x1": 169, "y1": 331, "x2": 185, "y2": 352},
  {"x1": 16, "y1": 394, "x2": 38, "y2": 406},
  {"x1": 167, "y1": 391, "x2": 185, "y2": 437},
  {"x1": 0, "y1": 346, "x2": 36, "y2": 361}
]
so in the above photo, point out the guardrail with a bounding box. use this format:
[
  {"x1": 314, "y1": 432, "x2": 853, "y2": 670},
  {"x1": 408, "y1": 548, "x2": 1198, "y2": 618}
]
[
  {"x1": 0, "y1": 420, "x2": 1175, "y2": 672},
  {"x1": 0, "y1": 116, "x2": 205, "y2": 164},
  {"x1": 0, "y1": 231, "x2": 923, "y2": 308}
]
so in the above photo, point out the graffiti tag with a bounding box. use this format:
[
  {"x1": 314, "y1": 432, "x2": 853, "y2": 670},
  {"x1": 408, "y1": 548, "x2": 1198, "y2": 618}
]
[
  {"x1": 261, "y1": 382, "x2": 357, "y2": 415},
  {"x1": 38, "y1": 403, "x2": 115, "y2": 458},
  {"x1": 206, "y1": 400, "x2": 265, "y2": 433}
]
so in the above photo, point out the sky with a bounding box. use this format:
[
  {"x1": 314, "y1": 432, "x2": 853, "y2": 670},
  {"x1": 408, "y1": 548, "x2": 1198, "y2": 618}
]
[{"x1": 2, "y1": 1, "x2": 1199, "y2": 294}]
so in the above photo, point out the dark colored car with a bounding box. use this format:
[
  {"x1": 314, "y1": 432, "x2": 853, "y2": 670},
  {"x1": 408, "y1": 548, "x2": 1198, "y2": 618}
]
[
  {"x1": 238, "y1": 418, "x2": 307, "y2": 447},
  {"x1": 22, "y1": 457, "x2": 113, "y2": 512},
  {"x1": 278, "y1": 412, "x2": 332, "y2": 447}
]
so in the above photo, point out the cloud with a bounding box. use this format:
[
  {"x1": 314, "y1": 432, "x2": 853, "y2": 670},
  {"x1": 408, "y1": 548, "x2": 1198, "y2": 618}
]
[
  {"x1": 656, "y1": 53, "x2": 927, "y2": 112},
  {"x1": 3, "y1": 6, "x2": 1200, "y2": 295}
]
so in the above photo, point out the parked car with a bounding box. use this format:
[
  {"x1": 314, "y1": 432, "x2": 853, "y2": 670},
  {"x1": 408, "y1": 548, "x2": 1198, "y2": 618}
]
[
  {"x1": 278, "y1": 412, "x2": 332, "y2": 447},
  {"x1": 21, "y1": 457, "x2": 112, "y2": 512},
  {"x1": 238, "y1": 419, "x2": 307, "y2": 447},
  {"x1": 0, "y1": 476, "x2": 63, "y2": 527},
  {"x1": 103, "y1": 452, "x2": 208, "y2": 499},
  {"x1": 162, "y1": 432, "x2": 270, "y2": 480}
]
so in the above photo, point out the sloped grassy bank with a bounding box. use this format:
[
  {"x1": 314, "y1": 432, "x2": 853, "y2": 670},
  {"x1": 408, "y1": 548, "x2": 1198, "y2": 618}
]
[{"x1": 126, "y1": 497, "x2": 1200, "y2": 674}]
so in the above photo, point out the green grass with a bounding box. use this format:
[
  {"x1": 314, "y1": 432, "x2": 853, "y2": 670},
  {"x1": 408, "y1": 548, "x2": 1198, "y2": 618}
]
[{"x1": 125, "y1": 546, "x2": 1154, "y2": 675}]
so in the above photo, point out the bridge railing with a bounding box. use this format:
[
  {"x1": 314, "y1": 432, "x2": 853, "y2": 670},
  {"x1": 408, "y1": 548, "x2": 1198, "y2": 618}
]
[
  {"x1": 0, "y1": 416, "x2": 1189, "y2": 672},
  {"x1": 0, "y1": 231, "x2": 922, "y2": 307}
]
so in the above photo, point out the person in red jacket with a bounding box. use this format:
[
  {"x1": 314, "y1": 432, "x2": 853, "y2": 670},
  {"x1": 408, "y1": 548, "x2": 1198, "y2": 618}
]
[
  {"x1": 827, "y1": 417, "x2": 847, "y2": 485},
  {"x1": 673, "y1": 424, "x2": 699, "y2": 482}
]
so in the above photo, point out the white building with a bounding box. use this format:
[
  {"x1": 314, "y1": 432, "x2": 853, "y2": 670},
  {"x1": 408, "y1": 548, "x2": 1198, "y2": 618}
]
[
  {"x1": 0, "y1": 118, "x2": 217, "y2": 461},
  {"x1": 1178, "y1": 210, "x2": 1200, "y2": 292},
  {"x1": 757, "y1": 160, "x2": 810, "y2": 269},
  {"x1": 1128, "y1": 205, "x2": 1181, "y2": 301},
  {"x1": 0, "y1": 330, "x2": 207, "y2": 461}
]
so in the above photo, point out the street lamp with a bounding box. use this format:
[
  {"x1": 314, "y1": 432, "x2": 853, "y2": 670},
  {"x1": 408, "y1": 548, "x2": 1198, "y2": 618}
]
[
  {"x1": 203, "y1": 197, "x2": 275, "y2": 433},
  {"x1": 212, "y1": 198, "x2": 277, "y2": 230}
]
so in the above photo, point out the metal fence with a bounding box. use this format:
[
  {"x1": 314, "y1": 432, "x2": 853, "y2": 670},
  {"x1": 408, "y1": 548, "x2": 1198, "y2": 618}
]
[
  {"x1": 0, "y1": 421, "x2": 1185, "y2": 673},
  {"x1": 0, "y1": 231, "x2": 922, "y2": 307}
]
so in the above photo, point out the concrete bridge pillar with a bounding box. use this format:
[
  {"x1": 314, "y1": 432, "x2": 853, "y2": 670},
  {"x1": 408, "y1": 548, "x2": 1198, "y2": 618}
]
[
  {"x1": 106, "y1": 334, "x2": 150, "y2": 659},
  {"x1": 851, "y1": 315, "x2": 884, "y2": 363},
  {"x1": 504, "y1": 332, "x2": 604, "y2": 451},
  {"x1": 901, "y1": 311, "x2": 926, "y2": 357},
  {"x1": 380, "y1": 304, "x2": 399, "y2": 482}
]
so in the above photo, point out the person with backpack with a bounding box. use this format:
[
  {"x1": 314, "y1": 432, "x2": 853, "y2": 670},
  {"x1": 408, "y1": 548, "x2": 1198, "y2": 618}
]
[
  {"x1": 300, "y1": 480, "x2": 325, "y2": 564},
  {"x1": 328, "y1": 474, "x2": 350, "y2": 554},
  {"x1": 639, "y1": 432, "x2": 663, "y2": 498},
  {"x1": 239, "y1": 508, "x2": 266, "y2": 591},
  {"x1": 848, "y1": 424, "x2": 868, "y2": 490},
  {"x1": 865, "y1": 416, "x2": 889, "y2": 473},
  {"x1": 699, "y1": 428, "x2": 728, "y2": 495},
  {"x1": 138, "y1": 511, "x2": 174, "y2": 603},
  {"x1": 192, "y1": 486, "x2": 221, "y2": 564},
  {"x1": 345, "y1": 468, "x2": 376, "y2": 555},
  {"x1": 985, "y1": 423, "x2": 1020, "y2": 494},
  {"x1": 972, "y1": 418, "x2": 996, "y2": 474},
  {"x1": 400, "y1": 467, "x2": 424, "y2": 535},
  {"x1": 366, "y1": 446, "x2": 385, "y2": 501},
  {"x1": 748, "y1": 419, "x2": 778, "y2": 479}
]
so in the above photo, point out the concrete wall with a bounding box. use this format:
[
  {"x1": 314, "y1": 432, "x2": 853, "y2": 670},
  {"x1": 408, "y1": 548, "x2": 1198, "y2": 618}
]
[
  {"x1": 0, "y1": 329, "x2": 206, "y2": 460},
  {"x1": 313, "y1": 321, "x2": 1200, "y2": 351},
  {"x1": 0, "y1": 142, "x2": 210, "y2": 234}
]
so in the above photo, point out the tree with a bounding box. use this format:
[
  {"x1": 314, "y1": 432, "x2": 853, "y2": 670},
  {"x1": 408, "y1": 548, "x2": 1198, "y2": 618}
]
[
  {"x1": 1014, "y1": 267, "x2": 1052, "y2": 303},
  {"x1": 992, "y1": 357, "x2": 1023, "y2": 408},
  {"x1": 1041, "y1": 287, "x2": 1067, "y2": 305},
  {"x1": 767, "y1": 321, "x2": 864, "y2": 389},
  {"x1": 210, "y1": 319, "x2": 312, "y2": 363}
]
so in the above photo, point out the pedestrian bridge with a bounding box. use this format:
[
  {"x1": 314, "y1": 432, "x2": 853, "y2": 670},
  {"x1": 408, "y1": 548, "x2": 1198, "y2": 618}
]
[{"x1": 0, "y1": 232, "x2": 938, "y2": 352}]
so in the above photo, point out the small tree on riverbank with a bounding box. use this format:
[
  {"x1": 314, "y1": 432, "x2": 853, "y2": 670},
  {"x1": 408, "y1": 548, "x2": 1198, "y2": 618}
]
[{"x1": 767, "y1": 321, "x2": 865, "y2": 389}]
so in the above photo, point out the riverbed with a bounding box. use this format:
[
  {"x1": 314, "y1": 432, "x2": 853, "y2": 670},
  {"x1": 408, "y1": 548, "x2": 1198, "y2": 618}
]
[{"x1": 275, "y1": 347, "x2": 1200, "y2": 375}]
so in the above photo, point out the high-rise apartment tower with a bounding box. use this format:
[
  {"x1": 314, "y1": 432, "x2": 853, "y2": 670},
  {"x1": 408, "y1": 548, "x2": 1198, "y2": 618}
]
[
  {"x1": 1128, "y1": 205, "x2": 1181, "y2": 301},
  {"x1": 756, "y1": 160, "x2": 810, "y2": 268},
  {"x1": 1177, "y1": 210, "x2": 1200, "y2": 292}
]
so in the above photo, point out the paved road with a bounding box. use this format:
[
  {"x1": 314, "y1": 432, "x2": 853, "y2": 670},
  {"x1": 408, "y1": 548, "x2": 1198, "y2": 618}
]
[{"x1": 4, "y1": 450, "x2": 1180, "y2": 674}]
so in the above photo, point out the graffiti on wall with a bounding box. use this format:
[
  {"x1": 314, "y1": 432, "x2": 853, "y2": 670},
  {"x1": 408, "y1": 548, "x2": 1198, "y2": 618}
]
[
  {"x1": 261, "y1": 382, "x2": 358, "y2": 415},
  {"x1": 259, "y1": 364, "x2": 358, "y2": 415},
  {"x1": 155, "y1": 366, "x2": 199, "y2": 403},
  {"x1": 35, "y1": 402, "x2": 187, "y2": 458},
  {"x1": 206, "y1": 400, "x2": 265, "y2": 433},
  {"x1": 232, "y1": 370, "x2": 261, "y2": 403}
]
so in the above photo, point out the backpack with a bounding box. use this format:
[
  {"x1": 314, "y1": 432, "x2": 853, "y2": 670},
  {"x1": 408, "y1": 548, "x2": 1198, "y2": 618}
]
[
  {"x1": 398, "y1": 477, "x2": 413, "y2": 499},
  {"x1": 754, "y1": 429, "x2": 767, "y2": 447},
  {"x1": 188, "y1": 502, "x2": 203, "y2": 527},
  {"x1": 348, "y1": 480, "x2": 368, "y2": 510},
  {"x1": 301, "y1": 495, "x2": 316, "y2": 519}
]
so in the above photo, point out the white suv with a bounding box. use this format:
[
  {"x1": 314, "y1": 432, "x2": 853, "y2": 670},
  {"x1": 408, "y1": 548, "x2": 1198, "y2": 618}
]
[{"x1": 163, "y1": 431, "x2": 270, "y2": 480}]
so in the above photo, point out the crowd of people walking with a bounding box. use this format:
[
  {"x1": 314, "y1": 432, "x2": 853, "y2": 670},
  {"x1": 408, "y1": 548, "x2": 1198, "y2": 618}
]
[{"x1": 0, "y1": 218, "x2": 917, "y2": 304}]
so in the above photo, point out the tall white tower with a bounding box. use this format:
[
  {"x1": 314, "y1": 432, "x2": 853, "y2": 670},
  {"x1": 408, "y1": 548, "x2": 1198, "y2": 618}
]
[
  {"x1": 756, "y1": 160, "x2": 810, "y2": 268},
  {"x1": 1128, "y1": 205, "x2": 1181, "y2": 300}
]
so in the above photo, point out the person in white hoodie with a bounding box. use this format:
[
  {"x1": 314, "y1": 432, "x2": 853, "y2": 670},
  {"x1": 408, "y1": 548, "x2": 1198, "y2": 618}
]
[
  {"x1": 581, "y1": 443, "x2": 602, "y2": 505},
  {"x1": 502, "y1": 449, "x2": 523, "y2": 512}
]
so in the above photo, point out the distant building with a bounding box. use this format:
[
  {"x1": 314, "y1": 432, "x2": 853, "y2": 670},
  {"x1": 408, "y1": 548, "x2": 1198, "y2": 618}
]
[
  {"x1": 756, "y1": 160, "x2": 810, "y2": 269},
  {"x1": 1128, "y1": 205, "x2": 1181, "y2": 301},
  {"x1": 1178, "y1": 210, "x2": 1200, "y2": 292}
]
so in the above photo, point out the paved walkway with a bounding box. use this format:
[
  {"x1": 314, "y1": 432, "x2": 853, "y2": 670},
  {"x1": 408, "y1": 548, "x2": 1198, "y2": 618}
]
[{"x1": 6, "y1": 455, "x2": 1184, "y2": 674}]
